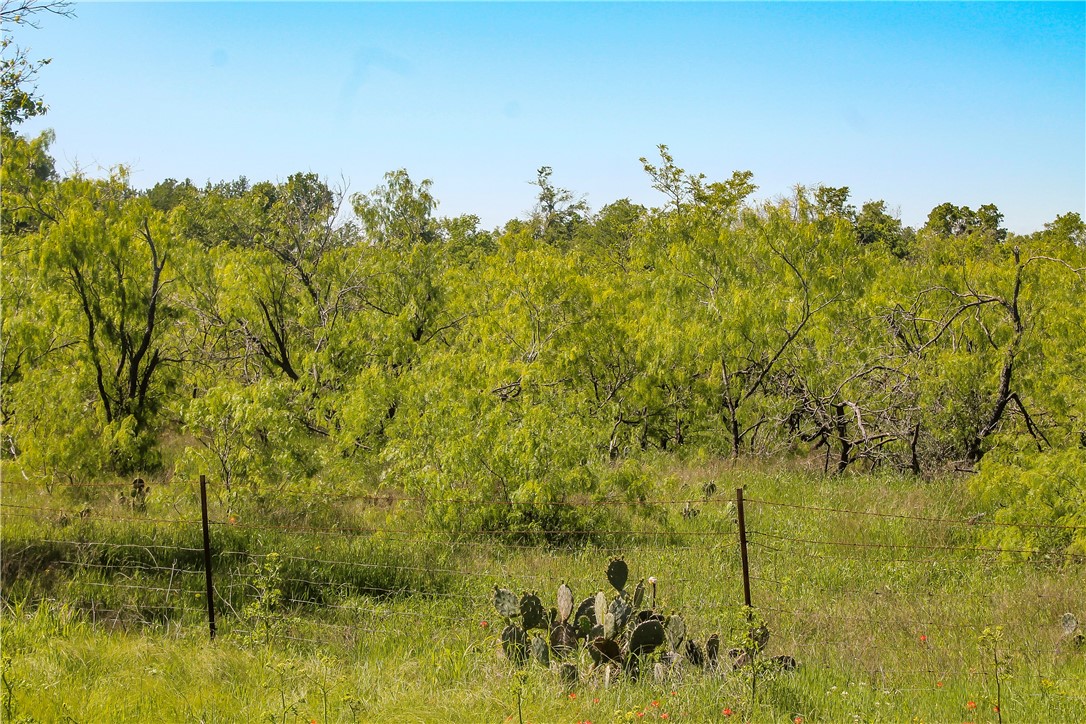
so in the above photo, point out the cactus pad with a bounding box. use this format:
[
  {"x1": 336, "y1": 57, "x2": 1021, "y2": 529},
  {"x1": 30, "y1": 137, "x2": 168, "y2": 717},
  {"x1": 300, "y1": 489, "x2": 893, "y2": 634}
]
[
  {"x1": 550, "y1": 623, "x2": 577, "y2": 657},
  {"x1": 637, "y1": 609, "x2": 664, "y2": 623},
  {"x1": 684, "y1": 639, "x2": 705, "y2": 668},
  {"x1": 501, "y1": 624, "x2": 528, "y2": 665},
  {"x1": 665, "y1": 615, "x2": 686, "y2": 652},
  {"x1": 531, "y1": 634, "x2": 550, "y2": 667},
  {"x1": 559, "y1": 662, "x2": 578, "y2": 685},
  {"x1": 576, "y1": 615, "x2": 593, "y2": 639},
  {"x1": 608, "y1": 594, "x2": 632, "y2": 632},
  {"x1": 629, "y1": 620, "x2": 665, "y2": 656},
  {"x1": 594, "y1": 591, "x2": 607, "y2": 626},
  {"x1": 632, "y1": 579, "x2": 645, "y2": 609},
  {"x1": 575, "y1": 597, "x2": 596, "y2": 626},
  {"x1": 706, "y1": 633, "x2": 720, "y2": 667},
  {"x1": 520, "y1": 592, "x2": 545, "y2": 630},
  {"x1": 591, "y1": 636, "x2": 622, "y2": 664},
  {"x1": 606, "y1": 558, "x2": 629, "y2": 592},
  {"x1": 494, "y1": 587, "x2": 519, "y2": 618},
  {"x1": 557, "y1": 583, "x2": 574, "y2": 623},
  {"x1": 603, "y1": 611, "x2": 617, "y2": 640},
  {"x1": 770, "y1": 654, "x2": 798, "y2": 671}
]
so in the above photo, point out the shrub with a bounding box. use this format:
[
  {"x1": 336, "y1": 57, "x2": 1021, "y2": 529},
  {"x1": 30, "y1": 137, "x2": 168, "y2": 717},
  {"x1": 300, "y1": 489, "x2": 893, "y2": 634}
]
[{"x1": 970, "y1": 445, "x2": 1086, "y2": 557}]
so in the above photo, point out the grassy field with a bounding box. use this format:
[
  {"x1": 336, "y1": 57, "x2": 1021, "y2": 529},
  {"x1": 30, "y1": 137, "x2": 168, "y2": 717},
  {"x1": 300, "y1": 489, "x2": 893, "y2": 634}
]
[{"x1": 2, "y1": 460, "x2": 1084, "y2": 722}]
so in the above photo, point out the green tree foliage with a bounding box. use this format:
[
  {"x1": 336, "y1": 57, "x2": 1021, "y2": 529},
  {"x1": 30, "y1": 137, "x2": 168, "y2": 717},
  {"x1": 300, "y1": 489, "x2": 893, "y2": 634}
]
[
  {"x1": 924, "y1": 201, "x2": 1007, "y2": 243},
  {"x1": 971, "y1": 445, "x2": 1086, "y2": 556},
  {"x1": 1, "y1": 129, "x2": 64, "y2": 439},
  {"x1": 4, "y1": 136, "x2": 1084, "y2": 549},
  {"x1": 3, "y1": 131, "x2": 184, "y2": 475},
  {"x1": 177, "y1": 379, "x2": 315, "y2": 508},
  {"x1": 0, "y1": 0, "x2": 73, "y2": 129},
  {"x1": 40, "y1": 174, "x2": 178, "y2": 431},
  {"x1": 855, "y1": 200, "x2": 912, "y2": 258},
  {"x1": 529, "y1": 166, "x2": 588, "y2": 244}
]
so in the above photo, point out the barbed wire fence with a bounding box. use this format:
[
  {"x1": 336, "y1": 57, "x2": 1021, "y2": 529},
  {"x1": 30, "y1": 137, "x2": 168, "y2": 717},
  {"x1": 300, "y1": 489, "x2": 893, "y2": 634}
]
[
  {"x1": 2, "y1": 476, "x2": 1085, "y2": 712},
  {"x1": 739, "y1": 494, "x2": 1086, "y2": 712}
]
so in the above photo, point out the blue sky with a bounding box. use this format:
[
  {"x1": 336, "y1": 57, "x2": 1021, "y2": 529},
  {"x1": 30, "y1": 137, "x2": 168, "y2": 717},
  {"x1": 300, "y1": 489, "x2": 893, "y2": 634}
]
[{"x1": 15, "y1": 2, "x2": 1086, "y2": 233}]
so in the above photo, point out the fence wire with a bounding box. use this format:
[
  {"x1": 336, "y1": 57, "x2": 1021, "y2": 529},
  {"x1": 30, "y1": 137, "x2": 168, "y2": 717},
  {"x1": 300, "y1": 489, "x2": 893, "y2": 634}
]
[{"x1": 3, "y1": 486, "x2": 1083, "y2": 712}]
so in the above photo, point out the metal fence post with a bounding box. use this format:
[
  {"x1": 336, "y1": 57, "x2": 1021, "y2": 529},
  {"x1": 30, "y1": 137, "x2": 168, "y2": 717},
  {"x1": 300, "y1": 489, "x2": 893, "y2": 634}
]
[
  {"x1": 200, "y1": 474, "x2": 217, "y2": 640},
  {"x1": 736, "y1": 486, "x2": 752, "y2": 611}
]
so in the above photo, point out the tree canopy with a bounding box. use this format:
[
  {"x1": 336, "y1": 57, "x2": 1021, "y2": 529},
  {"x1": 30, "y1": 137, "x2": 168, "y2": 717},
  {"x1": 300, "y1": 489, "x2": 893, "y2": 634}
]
[{"x1": 3, "y1": 128, "x2": 1084, "y2": 548}]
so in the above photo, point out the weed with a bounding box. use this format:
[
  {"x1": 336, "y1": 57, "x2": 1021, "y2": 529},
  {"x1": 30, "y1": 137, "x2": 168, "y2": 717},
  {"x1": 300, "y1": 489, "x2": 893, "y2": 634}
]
[{"x1": 243, "y1": 552, "x2": 284, "y2": 646}]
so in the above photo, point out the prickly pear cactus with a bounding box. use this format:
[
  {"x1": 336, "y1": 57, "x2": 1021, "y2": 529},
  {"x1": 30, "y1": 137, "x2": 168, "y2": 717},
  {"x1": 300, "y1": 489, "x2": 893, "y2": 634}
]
[
  {"x1": 706, "y1": 633, "x2": 720, "y2": 667},
  {"x1": 531, "y1": 634, "x2": 550, "y2": 667},
  {"x1": 684, "y1": 639, "x2": 705, "y2": 668},
  {"x1": 607, "y1": 558, "x2": 628, "y2": 592},
  {"x1": 557, "y1": 583, "x2": 574, "y2": 623},
  {"x1": 575, "y1": 596, "x2": 596, "y2": 626},
  {"x1": 550, "y1": 622, "x2": 577, "y2": 657},
  {"x1": 603, "y1": 611, "x2": 617, "y2": 640},
  {"x1": 501, "y1": 624, "x2": 528, "y2": 665},
  {"x1": 490, "y1": 561, "x2": 765, "y2": 684},
  {"x1": 594, "y1": 591, "x2": 607, "y2": 626},
  {"x1": 666, "y1": 614, "x2": 686, "y2": 652},
  {"x1": 608, "y1": 594, "x2": 632, "y2": 632},
  {"x1": 629, "y1": 619, "x2": 665, "y2": 656},
  {"x1": 638, "y1": 609, "x2": 663, "y2": 624},
  {"x1": 520, "y1": 592, "x2": 545, "y2": 630},
  {"x1": 591, "y1": 636, "x2": 622, "y2": 664},
  {"x1": 1059, "y1": 613, "x2": 1084, "y2": 648},
  {"x1": 494, "y1": 587, "x2": 519, "y2": 619}
]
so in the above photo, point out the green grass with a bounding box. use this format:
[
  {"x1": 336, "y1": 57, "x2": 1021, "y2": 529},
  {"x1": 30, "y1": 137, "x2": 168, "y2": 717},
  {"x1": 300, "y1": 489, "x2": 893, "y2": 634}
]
[{"x1": 2, "y1": 460, "x2": 1084, "y2": 722}]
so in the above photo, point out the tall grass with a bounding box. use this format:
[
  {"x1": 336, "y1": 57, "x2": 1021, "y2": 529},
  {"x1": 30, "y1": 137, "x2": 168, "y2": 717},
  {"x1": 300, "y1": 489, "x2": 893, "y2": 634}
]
[{"x1": 2, "y1": 460, "x2": 1084, "y2": 721}]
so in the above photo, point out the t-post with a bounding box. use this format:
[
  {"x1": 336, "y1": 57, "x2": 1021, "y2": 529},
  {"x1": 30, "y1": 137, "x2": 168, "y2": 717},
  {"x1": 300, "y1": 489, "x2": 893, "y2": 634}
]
[{"x1": 200, "y1": 474, "x2": 217, "y2": 640}]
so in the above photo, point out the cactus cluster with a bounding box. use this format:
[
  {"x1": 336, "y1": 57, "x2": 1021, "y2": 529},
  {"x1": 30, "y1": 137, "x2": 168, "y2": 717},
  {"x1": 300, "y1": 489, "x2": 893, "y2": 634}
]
[
  {"x1": 119, "y1": 477, "x2": 150, "y2": 511},
  {"x1": 490, "y1": 557, "x2": 771, "y2": 684}
]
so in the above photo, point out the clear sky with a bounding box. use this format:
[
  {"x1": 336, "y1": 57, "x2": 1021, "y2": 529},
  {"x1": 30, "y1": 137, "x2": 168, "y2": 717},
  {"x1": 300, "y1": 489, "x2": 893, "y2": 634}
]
[{"x1": 14, "y1": 1, "x2": 1086, "y2": 233}]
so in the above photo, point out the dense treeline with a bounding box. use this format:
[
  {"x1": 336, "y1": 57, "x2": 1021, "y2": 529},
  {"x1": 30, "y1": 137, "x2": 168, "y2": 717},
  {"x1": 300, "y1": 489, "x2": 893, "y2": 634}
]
[{"x1": 2, "y1": 129, "x2": 1085, "y2": 547}]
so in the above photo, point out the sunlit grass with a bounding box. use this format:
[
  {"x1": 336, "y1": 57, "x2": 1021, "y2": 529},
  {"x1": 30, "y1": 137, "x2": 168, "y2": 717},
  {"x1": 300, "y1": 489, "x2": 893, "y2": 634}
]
[{"x1": 2, "y1": 459, "x2": 1084, "y2": 721}]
